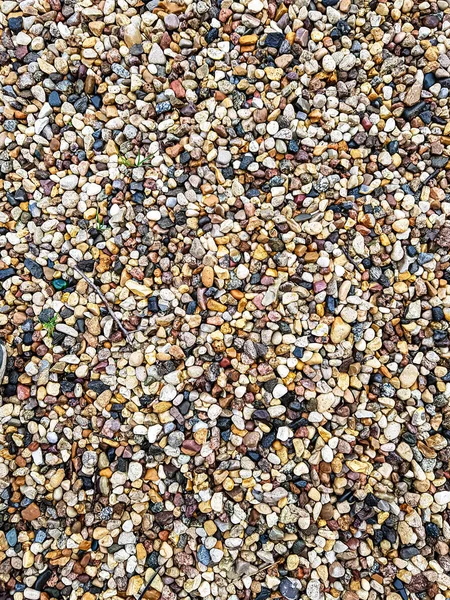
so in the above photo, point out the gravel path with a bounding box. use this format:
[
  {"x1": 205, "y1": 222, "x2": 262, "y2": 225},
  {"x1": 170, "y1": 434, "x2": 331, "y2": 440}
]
[{"x1": 1, "y1": 0, "x2": 450, "y2": 599}]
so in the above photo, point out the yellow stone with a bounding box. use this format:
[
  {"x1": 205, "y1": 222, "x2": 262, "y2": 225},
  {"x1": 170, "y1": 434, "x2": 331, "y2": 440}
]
[
  {"x1": 126, "y1": 280, "x2": 152, "y2": 297},
  {"x1": 330, "y1": 316, "x2": 351, "y2": 344},
  {"x1": 240, "y1": 34, "x2": 258, "y2": 45},
  {"x1": 127, "y1": 576, "x2": 143, "y2": 596},
  {"x1": 204, "y1": 520, "x2": 217, "y2": 536},
  {"x1": 47, "y1": 468, "x2": 65, "y2": 491},
  {"x1": 265, "y1": 67, "x2": 284, "y2": 81},
  {"x1": 346, "y1": 459, "x2": 373, "y2": 475},
  {"x1": 154, "y1": 401, "x2": 172, "y2": 413},
  {"x1": 194, "y1": 428, "x2": 208, "y2": 444},
  {"x1": 136, "y1": 543, "x2": 147, "y2": 563},
  {"x1": 207, "y1": 299, "x2": 226, "y2": 312},
  {"x1": 254, "y1": 244, "x2": 268, "y2": 260}
]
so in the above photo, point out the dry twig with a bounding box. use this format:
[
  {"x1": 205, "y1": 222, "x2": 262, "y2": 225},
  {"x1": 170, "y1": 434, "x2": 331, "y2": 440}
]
[{"x1": 72, "y1": 264, "x2": 133, "y2": 344}]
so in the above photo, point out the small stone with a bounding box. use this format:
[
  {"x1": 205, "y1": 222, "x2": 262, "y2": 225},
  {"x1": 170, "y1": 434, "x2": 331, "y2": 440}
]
[
  {"x1": 21, "y1": 504, "x2": 41, "y2": 521},
  {"x1": 330, "y1": 317, "x2": 351, "y2": 343},
  {"x1": 149, "y1": 44, "x2": 166, "y2": 65},
  {"x1": 399, "y1": 364, "x2": 419, "y2": 388}
]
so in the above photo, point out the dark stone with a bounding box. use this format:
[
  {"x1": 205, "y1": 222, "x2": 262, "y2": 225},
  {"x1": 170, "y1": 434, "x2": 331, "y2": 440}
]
[
  {"x1": 48, "y1": 91, "x2": 62, "y2": 107},
  {"x1": 130, "y1": 44, "x2": 143, "y2": 55},
  {"x1": 255, "y1": 589, "x2": 271, "y2": 600},
  {"x1": 88, "y1": 380, "x2": 110, "y2": 394},
  {"x1": 381, "y1": 524, "x2": 397, "y2": 544},
  {"x1": 0, "y1": 268, "x2": 15, "y2": 281},
  {"x1": 59, "y1": 307, "x2": 74, "y2": 320},
  {"x1": 387, "y1": 140, "x2": 399, "y2": 154},
  {"x1": 424, "y1": 72, "x2": 436, "y2": 90},
  {"x1": 393, "y1": 578, "x2": 408, "y2": 600},
  {"x1": 74, "y1": 96, "x2": 89, "y2": 113},
  {"x1": 425, "y1": 522, "x2": 440, "y2": 537},
  {"x1": 419, "y1": 110, "x2": 432, "y2": 124},
  {"x1": 221, "y1": 166, "x2": 234, "y2": 179},
  {"x1": 154, "y1": 510, "x2": 175, "y2": 526},
  {"x1": 39, "y1": 308, "x2": 55, "y2": 323},
  {"x1": 399, "y1": 546, "x2": 420, "y2": 559},
  {"x1": 431, "y1": 155, "x2": 449, "y2": 169},
  {"x1": 148, "y1": 296, "x2": 159, "y2": 313},
  {"x1": 77, "y1": 259, "x2": 95, "y2": 272},
  {"x1": 402, "y1": 101, "x2": 427, "y2": 120},
  {"x1": 331, "y1": 19, "x2": 352, "y2": 38},
  {"x1": 8, "y1": 17, "x2": 23, "y2": 33},
  {"x1": 35, "y1": 569, "x2": 53, "y2": 592},
  {"x1": 158, "y1": 217, "x2": 174, "y2": 229},
  {"x1": 264, "y1": 33, "x2": 285, "y2": 49},
  {"x1": 432, "y1": 307, "x2": 444, "y2": 322},
  {"x1": 240, "y1": 154, "x2": 254, "y2": 170},
  {"x1": 205, "y1": 28, "x2": 219, "y2": 44},
  {"x1": 24, "y1": 258, "x2": 44, "y2": 279},
  {"x1": 280, "y1": 578, "x2": 300, "y2": 600},
  {"x1": 7, "y1": 192, "x2": 20, "y2": 207},
  {"x1": 91, "y1": 95, "x2": 102, "y2": 109},
  {"x1": 260, "y1": 431, "x2": 276, "y2": 448},
  {"x1": 422, "y1": 14, "x2": 440, "y2": 28}
]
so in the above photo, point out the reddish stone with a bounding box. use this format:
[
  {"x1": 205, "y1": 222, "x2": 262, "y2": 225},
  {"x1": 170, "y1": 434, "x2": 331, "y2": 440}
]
[
  {"x1": 314, "y1": 280, "x2": 327, "y2": 293},
  {"x1": 219, "y1": 7, "x2": 232, "y2": 21},
  {"x1": 159, "y1": 31, "x2": 171, "y2": 49},
  {"x1": 361, "y1": 116, "x2": 372, "y2": 131},
  {"x1": 260, "y1": 276, "x2": 274, "y2": 286},
  {"x1": 129, "y1": 267, "x2": 145, "y2": 280},
  {"x1": 22, "y1": 503, "x2": 41, "y2": 521},
  {"x1": 181, "y1": 439, "x2": 201, "y2": 455},
  {"x1": 17, "y1": 385, "x2": 30, "y2": 400},
  {"x1": 170, "y1": 80, "x2": 185, "y2": 99},
  {"x1": 166, "y1": 144, "x2": 182, "y2": 158}
]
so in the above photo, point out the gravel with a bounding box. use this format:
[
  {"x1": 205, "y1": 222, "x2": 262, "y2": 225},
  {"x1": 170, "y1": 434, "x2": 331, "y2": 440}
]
[{"x1": 1, "y1": 0, "x2": 450, "y2": 599}]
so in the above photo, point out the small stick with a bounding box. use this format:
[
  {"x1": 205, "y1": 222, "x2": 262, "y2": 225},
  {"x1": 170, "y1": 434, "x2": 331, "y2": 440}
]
[
  {"x1": 254, "y1": 558, "x2": 284, "y2": 575},
  {"x1": 137, "y1": 565, "x2": 163, "y2": 600},
  {"x1": 72, "y1": 264, "x2": 133, "y2": 344}
]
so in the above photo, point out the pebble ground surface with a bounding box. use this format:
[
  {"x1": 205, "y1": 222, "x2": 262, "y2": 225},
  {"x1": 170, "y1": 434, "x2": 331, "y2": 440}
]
[{"x1": 2, "y1": 0, "x2": 450, "y2": 599}]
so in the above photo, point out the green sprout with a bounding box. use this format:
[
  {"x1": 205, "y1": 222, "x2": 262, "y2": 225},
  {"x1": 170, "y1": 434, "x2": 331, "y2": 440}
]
[
  {"x1": 42, "y1": 315, "x2": 58, "y2": 336},
  {"x1": 118, "y1": 153, "x2": 132, "y2": 168},
  {"x1": 95, "y1": 211, "x2": 107, "y2": 231},
  {"x1": 135, "y1": 149, "x2": 152, "y2": 167},
  {"x1": 117, "y1": 150, "x2": 152, "y2": 169},
  {"x1": 94, "y1": 199, "x2": 108, "y2": 232}
]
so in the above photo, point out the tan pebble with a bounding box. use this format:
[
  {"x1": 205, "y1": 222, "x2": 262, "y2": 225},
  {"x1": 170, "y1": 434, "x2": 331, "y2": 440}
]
[{"x1": 201, "y1": 265, "x2": 214, "y2": 287}]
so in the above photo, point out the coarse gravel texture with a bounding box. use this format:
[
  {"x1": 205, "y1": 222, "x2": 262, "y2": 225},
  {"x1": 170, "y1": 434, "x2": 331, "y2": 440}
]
[{"x1": 1, "y1": 0, "x2": 450, "y2": 600}]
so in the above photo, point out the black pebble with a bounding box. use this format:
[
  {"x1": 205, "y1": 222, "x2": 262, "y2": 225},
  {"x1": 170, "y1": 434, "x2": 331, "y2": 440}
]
[{"x1": 8, "y1": 17, "x2": 23, "y2": 33}]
